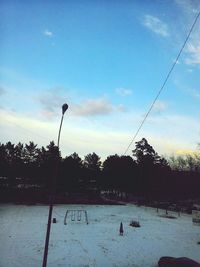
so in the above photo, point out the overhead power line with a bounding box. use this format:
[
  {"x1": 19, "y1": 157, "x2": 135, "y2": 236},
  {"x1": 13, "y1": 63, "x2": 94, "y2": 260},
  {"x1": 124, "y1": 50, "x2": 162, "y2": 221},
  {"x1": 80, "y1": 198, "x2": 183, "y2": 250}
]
[{"x1": 124, "y1": 10, "x2": 200, "y2": 155}]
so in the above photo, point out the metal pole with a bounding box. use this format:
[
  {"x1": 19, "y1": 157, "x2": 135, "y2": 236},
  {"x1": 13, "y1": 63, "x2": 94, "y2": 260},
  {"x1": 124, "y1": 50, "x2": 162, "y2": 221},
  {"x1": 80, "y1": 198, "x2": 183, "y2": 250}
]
[
  {"x1": 57, "y1": 115, "x2": 64, "y2": 149},
  {"x1": 42, "y1": 202, "x2": 53, "y2": 267},
  {"x1": 42, "y1": 104, "x2": 68, "y2": 267}
]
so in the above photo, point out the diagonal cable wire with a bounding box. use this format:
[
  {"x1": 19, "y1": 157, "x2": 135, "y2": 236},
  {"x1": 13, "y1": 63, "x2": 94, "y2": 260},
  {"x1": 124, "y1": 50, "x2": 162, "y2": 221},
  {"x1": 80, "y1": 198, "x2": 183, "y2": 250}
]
[{"x1": 124, "y1": 10, "x2": 200, "y2": 155}]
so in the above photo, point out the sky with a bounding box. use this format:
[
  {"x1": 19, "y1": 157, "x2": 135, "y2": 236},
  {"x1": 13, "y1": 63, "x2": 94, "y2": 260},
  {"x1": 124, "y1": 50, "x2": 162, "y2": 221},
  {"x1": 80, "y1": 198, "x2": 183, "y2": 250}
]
[{"x1": 0, "y1": 0, "x2": 200, "y2": 160}]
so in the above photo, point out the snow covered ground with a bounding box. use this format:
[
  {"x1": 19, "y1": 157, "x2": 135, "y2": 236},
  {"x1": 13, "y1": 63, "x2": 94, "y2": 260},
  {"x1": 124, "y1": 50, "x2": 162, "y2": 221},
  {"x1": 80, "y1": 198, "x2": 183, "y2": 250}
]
[{"x1": 0, "y1": 204, "x2": 199, "y2": 267}]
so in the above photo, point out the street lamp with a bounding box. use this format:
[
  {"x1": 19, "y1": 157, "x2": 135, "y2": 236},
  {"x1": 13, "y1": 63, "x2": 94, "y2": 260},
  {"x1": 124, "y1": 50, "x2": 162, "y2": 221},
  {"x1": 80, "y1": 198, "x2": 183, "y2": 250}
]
[
  {"x1": 57, "y1": 103, "x2": 68, "y2": 148},
  {"x1": 42, "y1": 103, "x2": 68, "y2": 267}
]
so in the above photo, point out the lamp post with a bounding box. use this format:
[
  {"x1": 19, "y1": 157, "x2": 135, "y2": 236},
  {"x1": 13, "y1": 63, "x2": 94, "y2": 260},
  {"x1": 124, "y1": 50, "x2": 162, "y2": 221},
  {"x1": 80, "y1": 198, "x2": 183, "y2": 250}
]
[{"x1": 42, "y1": 103, "x2": 68, "y2": 267}]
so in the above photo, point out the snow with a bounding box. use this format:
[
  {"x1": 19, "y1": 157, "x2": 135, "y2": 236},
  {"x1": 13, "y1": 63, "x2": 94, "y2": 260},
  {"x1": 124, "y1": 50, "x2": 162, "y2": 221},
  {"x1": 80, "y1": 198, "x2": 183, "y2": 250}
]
[{"x1": 0, "y1": 204, "x2": 200, "y2": 267}]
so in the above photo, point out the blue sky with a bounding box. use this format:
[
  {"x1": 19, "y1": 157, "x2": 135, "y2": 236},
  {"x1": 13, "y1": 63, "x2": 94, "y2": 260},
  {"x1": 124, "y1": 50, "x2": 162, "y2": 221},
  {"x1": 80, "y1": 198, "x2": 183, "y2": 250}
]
[{"x1": 0, "y1": 0, "x2": 200, "y2": 159}]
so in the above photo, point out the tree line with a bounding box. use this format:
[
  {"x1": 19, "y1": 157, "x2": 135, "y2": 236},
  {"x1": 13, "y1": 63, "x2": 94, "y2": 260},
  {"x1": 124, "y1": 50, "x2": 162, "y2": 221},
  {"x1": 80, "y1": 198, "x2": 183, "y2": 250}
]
[{"x1": 0, "y1": 138, "x2": 199, "y2": 203}]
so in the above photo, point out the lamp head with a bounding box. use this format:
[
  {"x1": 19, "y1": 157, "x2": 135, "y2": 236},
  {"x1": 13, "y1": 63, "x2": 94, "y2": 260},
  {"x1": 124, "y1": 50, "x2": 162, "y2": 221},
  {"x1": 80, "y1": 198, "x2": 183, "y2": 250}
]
[{"x1": 62, "y1": 103, "x2": 68, "y2": 115}]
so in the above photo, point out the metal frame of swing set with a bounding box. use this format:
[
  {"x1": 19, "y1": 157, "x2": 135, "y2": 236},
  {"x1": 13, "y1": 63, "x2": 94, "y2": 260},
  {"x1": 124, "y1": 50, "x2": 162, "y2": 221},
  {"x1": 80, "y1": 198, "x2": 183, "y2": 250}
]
[{"x1": 64, "y1": 210, "x2": 89, "y2": 225}]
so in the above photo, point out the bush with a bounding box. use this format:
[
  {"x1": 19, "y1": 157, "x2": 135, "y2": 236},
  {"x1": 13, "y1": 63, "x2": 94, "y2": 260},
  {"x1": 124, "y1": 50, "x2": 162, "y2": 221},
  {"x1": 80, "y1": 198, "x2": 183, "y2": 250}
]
[{"x1": 129, "y1": 220, "x2": 140, "y2": 227}]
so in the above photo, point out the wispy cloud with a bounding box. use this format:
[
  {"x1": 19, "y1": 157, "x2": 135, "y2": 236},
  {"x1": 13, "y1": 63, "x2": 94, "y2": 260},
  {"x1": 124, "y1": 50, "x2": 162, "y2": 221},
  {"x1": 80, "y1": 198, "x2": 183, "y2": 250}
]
[
  {"x1": 38, "y1": 88, "x2": 66, "y2": 119},
  {"x1": 0, "y1": 86, "x2": 6, "y2": 96},
  {"x1": 0, "y1": 67, "x2": 46, "y2": 90},
  {"x1": 71, "y1": 98, "x2": 125, "y2": 117},
  {"x1": 186, "y1": 88, "x2": 200, "y2": 99},
  {"x1": 152, "y1": 100, "x2": 168, "y2": 114},
  {"x1": 174, "y1": 0, "x2": 200, "y2": 65},
  {"x1": 185, "y1": 42, "x2": 200, "y2": 65},
  {"x1": 72, "y1": 98, "x2": 113, "y2": 116},
  {"x1": 142, "y1": 15, "x2": 169, "y2": 37},
  {"x1": 175, "y1": 78, "x2": 200, "y2": 100},
  {"x1": 116, "y1": 88, "x2": 132, "y2": 96},
  {"x1": 44, "y1": 29, "x2": 53, "y2": 37},
  {"x1": 175, "y1": 0, "x2": 200, "y2": 15},
  {"x1": 187, "y1": 68, "x2": 193, "y2": 73},
  {"x1": 1, "y1": 107, "x2": 199, "y2": 159},
  {"x1": 142, "y1": 113, "x2": 200, "y2": 157}
]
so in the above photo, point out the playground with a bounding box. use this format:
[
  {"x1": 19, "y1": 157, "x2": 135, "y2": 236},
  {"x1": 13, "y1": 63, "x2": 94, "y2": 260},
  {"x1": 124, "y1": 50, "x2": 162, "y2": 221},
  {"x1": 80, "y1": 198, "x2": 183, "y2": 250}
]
[{"x1": 0, "y1": 204, "x2": 199, "y2": 267}]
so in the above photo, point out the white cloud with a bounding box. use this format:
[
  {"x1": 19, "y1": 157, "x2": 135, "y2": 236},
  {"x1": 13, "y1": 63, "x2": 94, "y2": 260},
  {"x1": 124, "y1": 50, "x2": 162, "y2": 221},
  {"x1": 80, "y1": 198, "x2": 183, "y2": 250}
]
[
  {"x1": 1, "y1": 108, "x2": 199, "y2": 160},
  {"x1": 0, "y1": 109, "x2": 129, "y2": 159},
  {"x1": 116, "y1": 88, "x2": 132, "y2": 96},
  {"x1": 117, "y1": 104, "x2": 126, "y2": 112},
  {"x1": 152, "y1": 100, "x2": 168, "y2": 113},
  {"x1": 187, "y1": 68, "x2": 193, "y2": 73},
  {"x1": 142, "y1": 15, "x2": 169, "y2": 37},
  {"x1": 140, "y1": 113, "x2": 200, "y2": 157},
  {"x1": 174, "y1": 79, "x2": 200, "y2": 101},
  {"x1": 174, "y1": 1, "x2": 200, "y2": 65},
  {"x1": 175, "y1": 0, "x2": 200, "y2": 15},
  {"x1": 187, "y1": 88, "x2": 200, "y2": 99},
  {"x1": 172, "y1": 58, "x2": 180, "y2": 65},
  {"x1": 0, "y1": 67, "x2": 46, "y2": 90},
  {"x1": 44, "y1": 30, "x2": 53, "y2": 37},
  {"x1": 146, "y1": 113, "x2": 200, "y2": 137},
  {"x1": 71, "y1": 98, "x2": 125, "y2": 117},
  {"x1": 0, "y1": 110, "x2": 53, "y2": 144},
  {"x1": 0, "y1": 86, "x2": 6, "y2": 96},
  {"x1": 38, "y1": 88, "x2": 67, "y2": 119},
  {"x1": 185, "y1": 42, "x2": 200, "y2": 65}
]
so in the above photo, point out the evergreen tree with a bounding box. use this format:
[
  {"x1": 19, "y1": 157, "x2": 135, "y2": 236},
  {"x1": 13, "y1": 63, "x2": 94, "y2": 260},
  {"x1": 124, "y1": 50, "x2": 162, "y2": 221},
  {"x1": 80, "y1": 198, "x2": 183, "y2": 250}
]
[
  {"x1": 59, "y1": 152, "x2": 83, "y2": 193},
  {"x1": 83, "y1": 152, "x2": 101, "y2": 191},
  {"x1": 132, "y1": 138, "x2": 170, "y2": 199}
]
